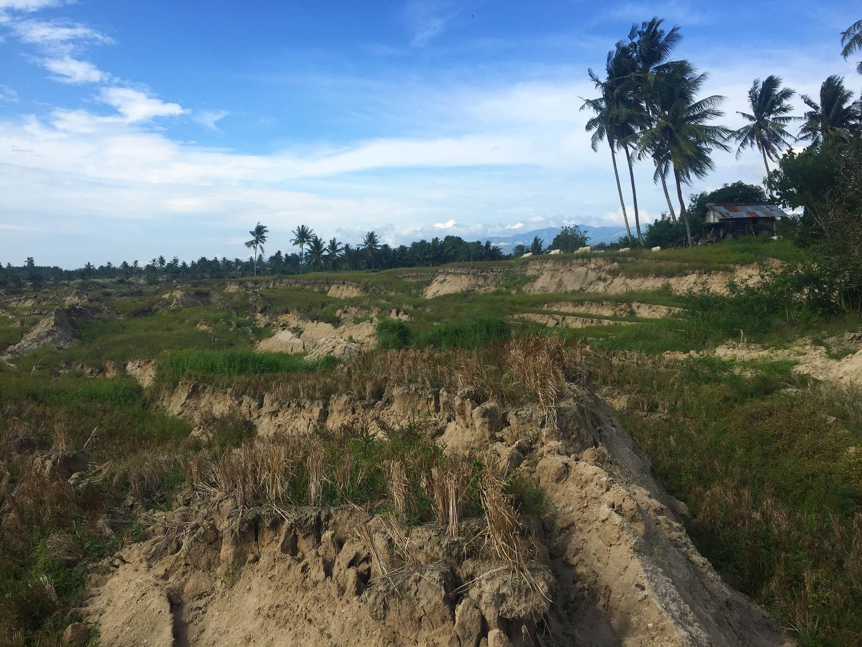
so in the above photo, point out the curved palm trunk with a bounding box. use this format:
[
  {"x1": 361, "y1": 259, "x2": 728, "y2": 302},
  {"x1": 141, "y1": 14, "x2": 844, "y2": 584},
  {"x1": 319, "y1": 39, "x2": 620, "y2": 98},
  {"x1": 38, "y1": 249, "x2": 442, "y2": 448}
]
[
  {"x1": 608, "y1": 141, "x2": 634, "y2": 242},
  {"x1": 761, "y1": 147, "x2": 773, "y2": 198},
  {"x1": 253, "y1": 243, "x2": 258, "y2": 276},
  {"x1": 299, "y1": 245, "x2": 304, "y2": 275},
  {"x1": 660, "y1": 172, "x2": 677, "y2": 222},
  {"x1": 673, "y1": 165, "x2": 693, "y2": 247},
  {"x1": 623, "y1": 144, "x2": 643, "y2": 245}
]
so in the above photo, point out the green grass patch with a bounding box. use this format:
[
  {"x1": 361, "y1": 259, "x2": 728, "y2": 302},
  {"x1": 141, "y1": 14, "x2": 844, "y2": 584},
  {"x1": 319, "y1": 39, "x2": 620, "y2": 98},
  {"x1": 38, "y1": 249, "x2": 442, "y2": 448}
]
[
  {"x1": 377, "y1": 317, "x2": 512, "y2": 350},
  {"x1": 156, "y1": 348, "x2": 338, "y2": 386}
]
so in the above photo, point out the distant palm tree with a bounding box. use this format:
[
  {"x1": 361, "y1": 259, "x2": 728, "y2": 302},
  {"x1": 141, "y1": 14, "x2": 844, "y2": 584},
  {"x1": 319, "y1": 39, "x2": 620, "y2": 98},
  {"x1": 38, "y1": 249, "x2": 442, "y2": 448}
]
[
  {"x1": 291, "y1": 225, "x2": 314, "y2": 274},
  {"x1": 244, "y1": 222, "x2": 268, "y2": 276},
  {"x1": 361, "y1": 231, "x2": 380, "y2": 269},
  {"x1": 842, "y1": 19, "x2": 862, "y2": 74},
  {"x1": 799, "y1": 76, "x2": 857, "y2": 145},
  {"x1": 581, "y1": 48, "x2": 638, "y2": 242},
  {"x1": 733, "y1": 76, "x2": 797, "y2": 180},
  {"x1": 639, "y1": 69, "x2": 731, "y2": 246},
  {"x1": 325, "y1": 237, "x2": 343, "y2": 269},
  {"x1": 305, "y1": 236, "x2": 326, "y2": 271}
]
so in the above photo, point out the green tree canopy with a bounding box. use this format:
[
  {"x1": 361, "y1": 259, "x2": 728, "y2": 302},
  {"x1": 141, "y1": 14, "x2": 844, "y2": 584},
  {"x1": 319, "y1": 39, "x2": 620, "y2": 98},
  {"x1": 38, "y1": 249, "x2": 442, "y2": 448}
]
[
  {"x1": 551, "y1": 226, "x2": 590, "y2": 252},
  {"x1": 841, "y1": 19, "x2": 862, "y2": 74},
  {"x1": 733, "y1": 76, "x2": 797, "y2": 178},
  {"x1": 799, "y1": 76, "x2": 857, "y2": 145}
]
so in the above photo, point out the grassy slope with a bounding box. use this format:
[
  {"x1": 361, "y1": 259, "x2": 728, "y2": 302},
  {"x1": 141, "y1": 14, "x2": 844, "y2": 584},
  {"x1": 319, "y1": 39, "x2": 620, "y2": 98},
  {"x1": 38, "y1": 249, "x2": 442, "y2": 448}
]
[
  {"x1": 1, "y1": 238, "x2": 859, "y2": 645},
  {"x1": 593, "y1": 356, "x2": 862, "y2": 647}
]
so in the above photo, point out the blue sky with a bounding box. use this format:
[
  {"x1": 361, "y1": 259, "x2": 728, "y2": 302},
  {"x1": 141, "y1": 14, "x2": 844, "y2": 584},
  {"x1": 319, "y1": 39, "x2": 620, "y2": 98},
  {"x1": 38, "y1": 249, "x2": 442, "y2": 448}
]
[{"x1": 0, "y1": 0, "x2": 858, "y2": 267}]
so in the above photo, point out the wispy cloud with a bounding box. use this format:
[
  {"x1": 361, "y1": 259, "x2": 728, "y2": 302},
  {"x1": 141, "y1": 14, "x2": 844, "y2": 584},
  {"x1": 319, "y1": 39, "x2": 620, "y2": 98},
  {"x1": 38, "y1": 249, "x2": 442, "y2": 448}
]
[
  {"x1": 0, "y1": 0, "x2": 66, "y2": 12},
  {"x1": 194, "y1": 109, "x2": 229, "y2": 131},
  {"x1": 0, "y1": 84, "x2": 18, "y2": 102},
  {"x1": 405, "y1": 0, "x2": 461, "y2": 47},
  {"x1": 12, "y1": 19, "x2": 111, "y2": 46},
  {"x1": 43, "y1": 56, "x2": 106, "y2": 83},
  {"x1": 98, "y1": 87, "x2": 186, "y2": 122}
]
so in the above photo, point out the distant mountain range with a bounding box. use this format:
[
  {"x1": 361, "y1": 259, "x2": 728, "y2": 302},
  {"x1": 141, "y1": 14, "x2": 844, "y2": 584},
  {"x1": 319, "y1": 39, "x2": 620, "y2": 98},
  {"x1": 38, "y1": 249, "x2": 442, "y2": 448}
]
[{"x1": 482, "y1": 225, "x2": 628, "y2": 248}]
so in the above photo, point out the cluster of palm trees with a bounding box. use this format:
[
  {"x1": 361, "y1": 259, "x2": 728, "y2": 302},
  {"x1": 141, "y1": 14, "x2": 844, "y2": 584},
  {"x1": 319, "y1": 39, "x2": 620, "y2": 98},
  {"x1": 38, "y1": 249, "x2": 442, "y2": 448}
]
[
  {"x1": 244, "y1": 223, "x2": 383, "y2": 274},
  {"x1": 287, "y1": 226, "x2": 382, "y2": 272},
  {"x1": 584, "y1": 17, "x2": 862, "y2": 248}
]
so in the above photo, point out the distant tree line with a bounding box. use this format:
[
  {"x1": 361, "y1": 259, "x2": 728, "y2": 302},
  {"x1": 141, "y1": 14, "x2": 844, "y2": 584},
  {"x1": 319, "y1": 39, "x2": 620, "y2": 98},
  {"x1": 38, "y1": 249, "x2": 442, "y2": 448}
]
[{"x1": 0, "y1": 231, "x2": 515, "y2": 289}]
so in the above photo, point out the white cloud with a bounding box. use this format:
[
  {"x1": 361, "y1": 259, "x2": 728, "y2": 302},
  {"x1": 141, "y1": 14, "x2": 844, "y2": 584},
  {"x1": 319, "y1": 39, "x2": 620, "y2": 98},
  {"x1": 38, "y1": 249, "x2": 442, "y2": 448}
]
[
  {"x1": 43, "y1": 56, "x2": 106, "y2": 84},
  {"x1": 194, "y1": 109, "x2": 229, "y2": 131},
  {"x1": 13, "y1": 19, "x2": 111, "y2": 46},
  {"x1": 0, "y1": 0, "x2": 65, "y2": 11},
  {"x1": 0, "y1": 84, "x2": 18, "y2": 102},
  {"x1": 98, "y1": 88, "x2": 186, "y2": 122},
  {"x1": 505, "y1": 222, "x2": 523, "y2": 229},
  {"x1": 433, "y1": 219, "x2": 456, "y2": 229}
]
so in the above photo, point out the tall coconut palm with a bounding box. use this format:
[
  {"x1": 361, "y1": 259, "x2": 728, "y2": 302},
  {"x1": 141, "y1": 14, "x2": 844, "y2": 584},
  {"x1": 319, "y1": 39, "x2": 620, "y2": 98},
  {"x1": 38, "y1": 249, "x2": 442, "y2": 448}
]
[
  {"x1": 290, "y1": 224, "x2": 314, "y2": 274},
  {"x1": 842, "y1": 19, "x2": 862, "y2": 74},
  {"x1": 639, "y1": 70, "x2": 731, "y2": 246},
  {"x1": 305, "y1": 235, "x2": 326, "y2": 271},
  {"x1": 799, "y1": 76, "x2": 856, "y2": 145},
  {"x1": 244, "y1": 222, "x2": 268, "y2": 276},
  {"x1": 325, "y1": 237, "x2": 343, "y2": 270},
  {"x1": 361, "y1": 231, "x2": 380, "y2": 269},
  {"x1": 581, "y1": 47, "x2": 638, "y2": 242},
  {"x1": 624, "y1": 17, "x2": 684, "y2": 229},
  {"x1": 733, "y1": 76, "x2": 797, "y2": 182}
]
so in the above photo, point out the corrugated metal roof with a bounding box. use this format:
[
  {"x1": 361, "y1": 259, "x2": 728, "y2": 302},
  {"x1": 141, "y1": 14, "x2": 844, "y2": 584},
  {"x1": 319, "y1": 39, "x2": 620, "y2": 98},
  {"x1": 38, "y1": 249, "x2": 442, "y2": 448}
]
[{"x1": 705, "y1": 203, "x2": 788, "y2": 219}]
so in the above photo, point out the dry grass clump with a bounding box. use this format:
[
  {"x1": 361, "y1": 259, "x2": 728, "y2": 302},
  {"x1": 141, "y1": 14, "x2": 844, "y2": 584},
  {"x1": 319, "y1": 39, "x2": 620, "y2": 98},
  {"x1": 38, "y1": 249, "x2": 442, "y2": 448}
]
[
  {"x1": 386, "y1": 460, "x2": 412, "y2": 519},
  {"x1": 206, "y1": 335, "x2": 585, "y2": 408},
  {"x1": 480, "y1": 456, "x2": 538, "y2": 576},
  {"x1": 430, "y1": 457, "x2": 473, "y2": 536}
]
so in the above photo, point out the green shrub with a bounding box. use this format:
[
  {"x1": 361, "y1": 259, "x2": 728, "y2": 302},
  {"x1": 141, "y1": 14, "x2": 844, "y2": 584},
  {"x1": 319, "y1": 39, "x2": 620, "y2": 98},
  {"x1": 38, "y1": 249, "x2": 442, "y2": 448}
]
[{"x1": 377, "y1": 319, "x2": 414, "y2": 349}]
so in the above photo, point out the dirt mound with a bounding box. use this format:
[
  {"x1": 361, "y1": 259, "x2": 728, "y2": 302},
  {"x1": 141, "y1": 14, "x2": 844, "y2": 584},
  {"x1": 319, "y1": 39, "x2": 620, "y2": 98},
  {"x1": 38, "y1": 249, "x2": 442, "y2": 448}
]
[
  {"x1": 142, "y1": 380, "x2": 792, "y2": 646},
  {"x1": 328, "y1": 282, "x2": 366, "y2": 299},
  {"x1": 162, "y1": 290, "x2": 205, "y2": 309},
  {"x1": 82, "y1": 506, "x2": 553, "y2": 647},
  {"x1": 544, "y1": 300, "x2": 682, "y2": 319},
  {"x1": 63, "y1": 290, "x2": 102, "y2": 307},
  {"x1": 255, "y1": 315, "x2": 377, "y2": 360},
  {"x1": 516, "y1": 313, "x2": 634, "y2": 329},
  {"x1": 422, "y1": 259, "x2": 770, "y2": 300},
  {"x1": 423, "y1": 268, "x2": 506, "y2": 298},
  {"x1": 523, "y1": 258, "x2": 765, "y2": 296},
  {"x1": 2, "y1": 306, "x2": 97, "y2": 360},
  {"x1": 254, "y1": 329, "x2": 305, "y2": 354},
  {"x1": 125, "y1": 359, "x2": 157, "y2": 388},
  {"x1": 713, "y1": 340, "x2": 862, "y2": 388}
]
